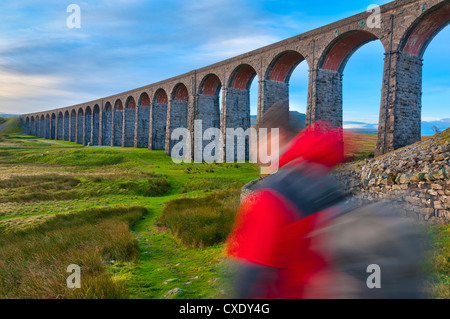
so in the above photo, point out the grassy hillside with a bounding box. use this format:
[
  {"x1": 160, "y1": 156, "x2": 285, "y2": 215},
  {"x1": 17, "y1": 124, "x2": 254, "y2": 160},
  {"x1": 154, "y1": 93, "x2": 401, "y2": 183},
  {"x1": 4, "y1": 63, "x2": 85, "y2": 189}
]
[
  {"x1": 0, "y1": 130, "x2": 259, "y2": 299},
  {"x1": 0, "y1": 126, "x2": 447, "y2": 299},
  {"x1": 0, "y1": 117, "x2": 22, "y2": 137}
]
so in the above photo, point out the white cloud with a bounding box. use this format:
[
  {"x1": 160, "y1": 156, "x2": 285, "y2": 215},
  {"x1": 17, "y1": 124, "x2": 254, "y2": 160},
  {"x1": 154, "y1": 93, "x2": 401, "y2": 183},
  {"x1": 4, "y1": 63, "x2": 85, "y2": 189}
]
[
  {"x1": 193, "y1": 35, "x2": 279, "y2": 61},
  {"x1": 0, "y1": 69, "x2": 69, "y2": 99}
]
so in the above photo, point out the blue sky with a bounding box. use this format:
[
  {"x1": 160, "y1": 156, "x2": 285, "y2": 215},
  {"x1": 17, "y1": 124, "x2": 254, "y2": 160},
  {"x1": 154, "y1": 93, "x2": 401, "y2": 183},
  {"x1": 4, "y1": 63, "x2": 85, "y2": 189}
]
[{"x1": 0, "y1": 0, "x2": 448, "y2": 129}]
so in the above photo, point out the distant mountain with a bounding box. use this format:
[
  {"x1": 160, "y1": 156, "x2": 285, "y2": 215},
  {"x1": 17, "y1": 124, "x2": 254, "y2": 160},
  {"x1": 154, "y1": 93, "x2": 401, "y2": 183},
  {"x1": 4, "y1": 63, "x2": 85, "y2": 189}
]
[
  {"x1": 0, "y1": 113, "x2": 20, "y2": 118},
  {"x1": 343, "y1": 119, "x2": 450, "y2": 136},
  {"x1": 251, "y1": 111, "x2": 306, "y2": 130},
  {"x1": 343, "y1": 121, "x2": 378, "y2": 134},
  {"x1": 421, "y1": 118, "x2": 450, "y2": 136}
]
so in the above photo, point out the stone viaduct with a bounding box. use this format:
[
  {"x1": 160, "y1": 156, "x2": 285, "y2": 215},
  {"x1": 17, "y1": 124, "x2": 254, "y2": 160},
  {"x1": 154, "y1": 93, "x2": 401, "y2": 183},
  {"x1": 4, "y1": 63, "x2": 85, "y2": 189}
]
[{"x1": 21, "y1": 0, "x2": 450, "y2": 159}]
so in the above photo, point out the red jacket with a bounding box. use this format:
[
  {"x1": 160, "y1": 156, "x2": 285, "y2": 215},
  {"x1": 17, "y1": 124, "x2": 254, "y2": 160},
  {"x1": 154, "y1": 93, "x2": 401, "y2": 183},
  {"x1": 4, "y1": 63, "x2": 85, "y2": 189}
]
[{"x1": 226, "y1": 121, "x2": 346, "y2": 299}]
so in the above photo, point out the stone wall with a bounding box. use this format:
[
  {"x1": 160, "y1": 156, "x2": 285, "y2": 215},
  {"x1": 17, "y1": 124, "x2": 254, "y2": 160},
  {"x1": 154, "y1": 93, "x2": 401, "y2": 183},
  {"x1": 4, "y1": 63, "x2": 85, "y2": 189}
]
[{"x1": 337, "y1": 137, "x2": 450, "y2": 224}]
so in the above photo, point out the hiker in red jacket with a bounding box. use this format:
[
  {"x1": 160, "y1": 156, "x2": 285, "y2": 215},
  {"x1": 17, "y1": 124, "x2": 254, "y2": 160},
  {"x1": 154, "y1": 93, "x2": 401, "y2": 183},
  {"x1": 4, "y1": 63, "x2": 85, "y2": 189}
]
[
  {"x1": 226, "y1": 100, "x2": 346, "y2": 299},
  {"x1": 226, "y1": 100, "x2": 425, "y2": 299}
]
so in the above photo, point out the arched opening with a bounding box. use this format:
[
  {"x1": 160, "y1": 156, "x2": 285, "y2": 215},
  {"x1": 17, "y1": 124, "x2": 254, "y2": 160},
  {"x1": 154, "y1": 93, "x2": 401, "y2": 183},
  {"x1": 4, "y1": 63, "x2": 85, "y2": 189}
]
[
  {"x1": 40, "y1": 115, "x2": 45, "y2": 138},
  {"x1": 30, "y1": 117, "x2": 35, "y2": 135},
  {"x1": 85, "y1": 106, "x2": 92, "y2": 146},
  {"x1": 124, "y1": 96, "x2": 137, "y2": 147},
  {"x1": 168, "y1": 83, "x2": 189, "y2": 156},
  {"x1": 64, "y1": 111, "x2": 70, "y2": 141},
  {"x1": 45, "y1": 114, "x2": 50, "y2": 139},
  {"x1": 70, "y1": 110, "x2": 76, "y2": 142},
  {"x1": 151, "y1": 89, "x2": 168, "y2": 150},
  {"x1": 263, "y1": 51, "x2": 306, "y2": 133},
  {"x1": 57, "y1": 112, "x2": 63, "y2": 140},
  {"x1": 225, "y1": 65, "x2": 258, "y2": 162},
  {"x1": 113, "y1": 99, "x2": 124, "y2": 147},
  {"x1": 25, "y1": 117, "x2": 30, "y2": 134},
  {"x1": 35, "y1": 117, "x2": 39, "y2": 136},
  {"x1": 92, "y1": 105, "x2": 100, "y2": 146},
  {"x1": 137, "y1": 92, "x2": 151, "y2": 148},
  {"x1": 197, "y1": 74, "x2": 222, "y2": 161},
  {"x1": 317, "y1": 31, "x2": 383, "y2": 156},
  {"x1": 421, "y1": 26, "x2": 450, "y2": 135},
  {"x1": 50, "y1": 113, "x2": 56, "y2": 140},
  {"x1": 401, "y1": 2, "x2": 450, "y2": 137},
  {"x1": 77, "y1": 108, "x2": 84, "y2": 144},
  {"x1": 102, "y1": 102, "x2": 113, "y2": 146}
]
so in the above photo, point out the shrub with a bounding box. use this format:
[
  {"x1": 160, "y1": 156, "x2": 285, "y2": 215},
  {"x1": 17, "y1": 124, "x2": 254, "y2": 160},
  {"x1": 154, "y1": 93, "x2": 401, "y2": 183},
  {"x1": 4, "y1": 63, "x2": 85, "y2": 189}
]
[{"x1": 157, "y1": 188, "x2": 241, "y2": 248}]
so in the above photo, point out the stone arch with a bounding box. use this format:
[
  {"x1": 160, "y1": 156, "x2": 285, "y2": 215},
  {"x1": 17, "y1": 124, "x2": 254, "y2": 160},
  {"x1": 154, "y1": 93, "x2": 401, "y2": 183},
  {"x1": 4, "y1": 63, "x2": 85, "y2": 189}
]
[
  {"x1": 70, "y1": 110, "x2": 77, "y2": 142},
  {"x1": 30, "y1": 116, "x2": 35, "y2": 135},
  {"x1": 57, "y1": 112, "x2": 63, "y2": 140},
  {"x1": 39, "y1": 115, "x2": 45, "y2": 138},
  {"x1": 113, "y1": 99, "x2": 124, "y2": 146},
  {"x1": 151, "y1": 89, "x2": 168, "y2": 150},
  {"x1": 124, "y1": 96, "x2": 137, "y2": 147},
  {"x1": 265, "y1": 51, "x2": 305, "y2": 83},
  {"x1": 85, "y1": 106, "x2": 92, "y2": 146},
  {"x1": 378, "y1": 2, "x2": 450, "y2": 155},
  {"x1": 50, "y1": 113, "x2": 56, "y2": 140},
  {"x1": 261, "y1": 51, "x2": 307, "y2": 125},
  {"x1": 137, "y1": 92, "x2": 151, "y2": 148},
  {"x1": 77, "y1": 108, "x2": 84, "y2": 144},
  {"x1": 309, "y1": 31, "x2": 383, "y2": 129},
  {"x1": 102, "y1": 102, "x2": 113, "y2": 146},
  {"x1": 92, "y1": 104, "x2": 100, "y2": 146},
  {"x1": 45, "y1": 114, "x2": 51, "y2": 139},
  {"x1": 198, "y1": 74, "x2": 222, "y2": 149},
  {"x1": 25, "y1": 117, "x2": 30, "y2": 134},
  {"x1": 64, "y1": 111, "x2": 70, "y2": 141},
  {"x1": 167, "y1": 83, "x2": 189, "y2": 156},
  {"x1": 318, "y1": 30, "x2": 379, "y2": 73},
  {"x1": 199, "y1": 73, "x2": 222, "y2": 96},
  {"x1": 223, "y1": 66, "x2": 259, "y2": 162},
  {"x1": 400, "y1": 2, "x2": 450, "y2": 58},
  {"x1": 199, "y1": 73, "x2": 224, "y2": 161}
]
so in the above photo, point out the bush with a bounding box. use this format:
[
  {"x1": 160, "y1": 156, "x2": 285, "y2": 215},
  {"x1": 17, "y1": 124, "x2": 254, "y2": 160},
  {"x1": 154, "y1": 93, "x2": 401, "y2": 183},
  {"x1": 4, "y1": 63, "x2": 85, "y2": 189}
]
[
  {"x1": 117, "y1": 174, "x2": 171, "y2": 197},
  {"x1": 157, "y1": 188, "x2": 241, "y2": 248}
]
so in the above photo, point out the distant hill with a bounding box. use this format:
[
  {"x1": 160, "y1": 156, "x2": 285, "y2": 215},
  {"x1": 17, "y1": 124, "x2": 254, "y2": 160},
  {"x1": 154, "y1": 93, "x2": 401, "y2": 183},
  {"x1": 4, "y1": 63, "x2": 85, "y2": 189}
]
[
  {"x1": 0, "y1": 113, "x2": 20, "y2": 118},
  {"x1": 251, "y1": 111, "x2": 306, "y2": 130},
  {"x1": 0, "y1": 117, "x2": 22, "y2": 135},
  {"x1": 343, "y1": 119, "x2": 450, "y2": 136}
]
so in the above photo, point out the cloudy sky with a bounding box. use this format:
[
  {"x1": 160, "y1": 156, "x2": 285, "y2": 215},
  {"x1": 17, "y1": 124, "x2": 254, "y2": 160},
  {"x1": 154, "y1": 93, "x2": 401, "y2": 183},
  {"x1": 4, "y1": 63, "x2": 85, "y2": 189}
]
[{"x1": 0, "y1": 0, "x2": 448, "y2": 126}]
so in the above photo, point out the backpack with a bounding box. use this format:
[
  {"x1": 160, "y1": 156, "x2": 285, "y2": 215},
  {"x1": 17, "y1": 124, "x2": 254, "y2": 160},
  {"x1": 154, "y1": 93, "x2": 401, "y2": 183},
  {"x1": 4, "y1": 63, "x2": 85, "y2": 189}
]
[{"x1": 249, "y1": 164, "x2": 426, "y2": 299}]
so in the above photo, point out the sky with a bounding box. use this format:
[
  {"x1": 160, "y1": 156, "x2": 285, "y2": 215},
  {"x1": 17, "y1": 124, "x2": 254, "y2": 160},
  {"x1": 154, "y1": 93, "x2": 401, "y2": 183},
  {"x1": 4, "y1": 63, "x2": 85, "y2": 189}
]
[{"x1": 0, "y1": 0, "x2": 448, "y2": 128}]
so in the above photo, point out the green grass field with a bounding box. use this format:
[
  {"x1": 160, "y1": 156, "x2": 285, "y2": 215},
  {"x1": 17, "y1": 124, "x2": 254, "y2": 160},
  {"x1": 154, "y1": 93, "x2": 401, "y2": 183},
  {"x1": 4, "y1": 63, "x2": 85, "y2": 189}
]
[
  {"x1": 0, "y1": 123, "x2": 260, "y2": 299},
  {"x1": 0, "y1": 120, "x2": 448, "y2": 299}
]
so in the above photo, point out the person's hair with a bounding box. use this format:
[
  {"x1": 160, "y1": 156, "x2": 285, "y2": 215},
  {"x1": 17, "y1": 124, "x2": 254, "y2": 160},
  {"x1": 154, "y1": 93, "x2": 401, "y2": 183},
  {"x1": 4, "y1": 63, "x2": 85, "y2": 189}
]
[{"x1": 257, "y1": 100, "x2": 297, "y2": 139}]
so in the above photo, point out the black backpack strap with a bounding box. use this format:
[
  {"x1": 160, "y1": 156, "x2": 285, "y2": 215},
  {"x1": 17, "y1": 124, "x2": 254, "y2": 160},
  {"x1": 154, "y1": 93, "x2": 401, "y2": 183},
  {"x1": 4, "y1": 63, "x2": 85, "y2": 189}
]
[{"x1": 252, "y1": 164, "x2": 345, "y2": 218}]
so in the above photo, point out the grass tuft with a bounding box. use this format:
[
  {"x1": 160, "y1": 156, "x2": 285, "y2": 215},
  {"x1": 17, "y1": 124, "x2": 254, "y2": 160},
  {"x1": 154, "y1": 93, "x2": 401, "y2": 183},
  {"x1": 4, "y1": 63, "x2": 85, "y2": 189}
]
[
  {"x1": 157, "y1": 187, "x2": 241, "y2": 248},
  {"x1": 0, "y1": 206, "x2": 147, "y2": 299}
]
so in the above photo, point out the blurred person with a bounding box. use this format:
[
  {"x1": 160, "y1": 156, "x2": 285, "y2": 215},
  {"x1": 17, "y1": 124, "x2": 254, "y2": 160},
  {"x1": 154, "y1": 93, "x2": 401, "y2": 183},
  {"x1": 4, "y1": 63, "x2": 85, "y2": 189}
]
[{"x1": 226, "y1": 100, "x2": 426, "y2": 299}]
